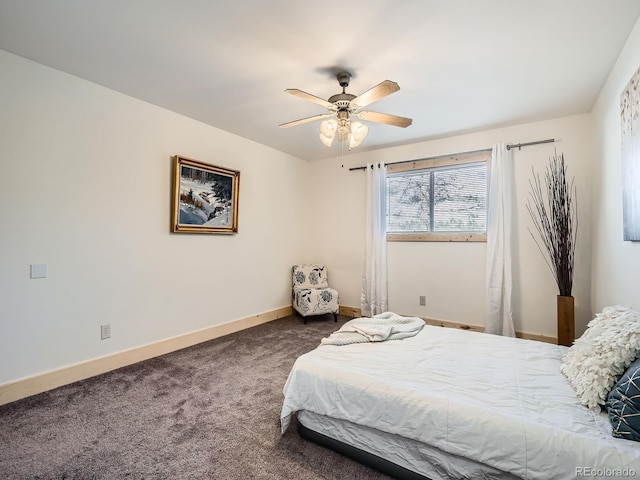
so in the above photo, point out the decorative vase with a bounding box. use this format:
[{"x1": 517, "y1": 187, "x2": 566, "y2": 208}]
[{"x1": 557, "y1": 295, "x2": 575, "y2": 347}]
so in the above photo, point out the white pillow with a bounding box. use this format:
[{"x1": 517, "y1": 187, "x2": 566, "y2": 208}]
[{"x1": 560, "y1": 305, "x2": 640, "y2": 409}]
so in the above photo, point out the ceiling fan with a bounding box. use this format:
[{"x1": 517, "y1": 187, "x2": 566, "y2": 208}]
[{"x1": 279, "y1": 71, "x2": 412, "y2": 149}]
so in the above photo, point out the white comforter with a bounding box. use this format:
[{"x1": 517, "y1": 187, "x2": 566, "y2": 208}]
[{"x1": 281, "y1": 325, "x2": 640, "y2": 480}]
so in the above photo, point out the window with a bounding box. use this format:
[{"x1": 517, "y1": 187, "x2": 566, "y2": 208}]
[{"x1": 386, "y1": 151, "x2": 489, "y2": 242}]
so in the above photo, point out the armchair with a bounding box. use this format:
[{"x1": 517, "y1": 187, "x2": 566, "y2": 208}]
[{"x1": 292, "y1": 264, "x2": 339, "y2": 323}]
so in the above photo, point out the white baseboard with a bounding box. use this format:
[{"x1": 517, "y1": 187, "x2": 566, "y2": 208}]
[
  {"x1": 0, "y1": 306, "x2": 293, "y2": 406},
  {"x1": 0, "y1": 304, "x2": 558, "y2": 406}
]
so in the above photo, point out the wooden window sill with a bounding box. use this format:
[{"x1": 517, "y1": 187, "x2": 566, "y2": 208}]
[{"x1": 387, "y1": 233, "x2": 487, "y2": 242}]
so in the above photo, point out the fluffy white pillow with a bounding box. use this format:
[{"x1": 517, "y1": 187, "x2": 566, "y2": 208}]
[{"x1": 560, "y1": 305, "x2": 640, "y2": 409}]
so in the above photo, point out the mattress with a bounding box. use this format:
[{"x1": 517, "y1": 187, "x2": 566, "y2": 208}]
[
  {"x1": 298, "y1": 410, "x2": 519, "y2": 480},
  {"x1": 281, "y1": 325, "x2": 640, "y2": 480}
]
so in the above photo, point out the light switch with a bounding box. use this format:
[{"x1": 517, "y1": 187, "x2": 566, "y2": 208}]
[{"x1": 30, "y1": 264, "x2": 48, "y2": 279}]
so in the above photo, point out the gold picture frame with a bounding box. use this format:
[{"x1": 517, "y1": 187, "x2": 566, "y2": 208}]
[{"x1": 171, "y1": 155, "x2": 240, "y2": 234}]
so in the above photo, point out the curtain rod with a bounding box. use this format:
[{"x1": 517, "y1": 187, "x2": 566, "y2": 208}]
[
  {"x1": 348, "y1": 138, "x2": 555, "y2": 171},
  {"x1": 506, "y1": 138, "x2": 555, "y2": 150}
]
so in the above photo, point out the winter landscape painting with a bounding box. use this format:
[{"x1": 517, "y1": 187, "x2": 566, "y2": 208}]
[
  {"x1": 621, "y1": 65, "x2": 640, "y2": 241},
  {"x1": 171, "y1": 156, "x2": 240, "y2": 234}
]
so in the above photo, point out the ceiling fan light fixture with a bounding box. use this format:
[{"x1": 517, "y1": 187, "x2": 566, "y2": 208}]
[
  {"x1": 349, "y1": 121, "x2": 368, "y2": 149},
  {"x1": 319, "y1": 118, "x2": 337, "y2": 147},
  {"x1": 319, "y1": 132, "x2": 335, "y2": 147},
  {"x1": 320, "y1": 118, "x2": 337, "y2": 137},
  {"x1": 335, "y1": 113, "x2": 352, "y2": 143}
]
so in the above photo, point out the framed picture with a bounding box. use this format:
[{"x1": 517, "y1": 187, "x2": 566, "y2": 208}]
[
  {"x1": 621, "y1": 65, "x2": 640, "y2": 241},
  {"x1": 171, "y1": 155, "x2": 240, "y2": 234}
]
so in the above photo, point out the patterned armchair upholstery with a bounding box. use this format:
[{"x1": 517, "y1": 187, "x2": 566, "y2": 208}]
[{"x1": 292, "y1": 264, "x2": 339, "y2": 323}]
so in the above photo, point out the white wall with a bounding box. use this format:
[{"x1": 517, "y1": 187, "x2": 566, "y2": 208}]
[
  {"x1": 591, "y1": 17, "x2": 640, "y2": 312},
  {"x1": 5, "y1": 20, "x2": 634, "y2": 387},
  {"x1": 0, "y1": 50, "x2": 311, "y2": 385},
  {"x1": 309, "y1": 114, "x2": 594, "y2": 338}
]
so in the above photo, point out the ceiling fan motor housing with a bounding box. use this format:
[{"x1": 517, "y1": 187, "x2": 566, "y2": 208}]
[
  {"x1": 329, "y1": 72, "x2": 356, "y2": 111},
  {"x1": 328, "y1": 93, "x2": 356, "y2": 111}
]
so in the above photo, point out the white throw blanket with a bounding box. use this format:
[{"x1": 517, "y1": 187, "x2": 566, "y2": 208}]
[{"x1": 320, "y1": 312, "x2": 424, "y2": 345}]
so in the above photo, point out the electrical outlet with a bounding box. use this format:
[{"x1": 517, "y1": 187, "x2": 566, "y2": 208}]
[
  {"x1": 419, "y1": 295, "x2": 426, "y2": 306},
  {"x1": 100, "y1": 324, "x2": 111, "y2": 340}
]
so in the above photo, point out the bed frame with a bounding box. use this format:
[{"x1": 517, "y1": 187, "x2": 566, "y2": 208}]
[{"x1": 297, "y1": 421, "x2": 430, "y2": 480}]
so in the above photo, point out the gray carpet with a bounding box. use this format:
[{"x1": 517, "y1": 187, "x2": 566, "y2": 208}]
[{"x1": 0, "y1": 315, "x2": 391, "y2": 479}]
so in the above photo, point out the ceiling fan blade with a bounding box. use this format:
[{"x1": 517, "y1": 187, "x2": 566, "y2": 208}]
[
  {"x1": 351, "y1": 80, "x2": 400, "y2": 109},
  {"x1": 279, "y1": 113, "x2": 334, "y2": 128},
  {"x1": 285, "y1": 89, "x2": 335, "y2": 109},
  {"x1": 358, "y1": 111, "x2": 413, "y2": 128}
]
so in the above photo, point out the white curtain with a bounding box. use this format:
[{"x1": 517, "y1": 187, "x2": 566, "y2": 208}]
[
  {"x1": 361, "y1": 162, "x2": 388, "y2": 317},
  {"x1": 485, "y1": 143, "x2": 515, "y2": 337}
]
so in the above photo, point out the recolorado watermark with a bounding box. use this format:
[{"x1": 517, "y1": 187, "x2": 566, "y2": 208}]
[{"x1": 576, "y1": 467, "x2": 636, "y2": 477}]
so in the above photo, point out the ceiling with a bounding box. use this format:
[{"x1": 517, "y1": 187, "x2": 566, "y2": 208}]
[{"x1": 1, "y1": 1, "x2": 639, "y2": 161}]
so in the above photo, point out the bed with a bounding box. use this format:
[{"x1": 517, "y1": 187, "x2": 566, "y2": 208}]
[{"x1": 281, "y1": 317, "x2": 640, "y2": 480}]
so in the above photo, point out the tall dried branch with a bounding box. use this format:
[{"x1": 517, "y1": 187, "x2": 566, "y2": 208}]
[{"x1": 526, "y1": 152, "x2": 577, "y2": 297}]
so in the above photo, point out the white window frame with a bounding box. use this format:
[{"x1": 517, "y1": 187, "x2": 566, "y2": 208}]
[{"x1": 386, "y1": 151, "x2": 490, "y2": 242}]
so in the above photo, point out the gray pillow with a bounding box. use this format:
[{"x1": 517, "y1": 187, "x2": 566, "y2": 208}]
[{"x1": 607, "y1": 358, "x2": 640, "y2": 442}]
